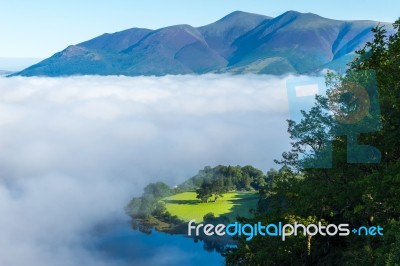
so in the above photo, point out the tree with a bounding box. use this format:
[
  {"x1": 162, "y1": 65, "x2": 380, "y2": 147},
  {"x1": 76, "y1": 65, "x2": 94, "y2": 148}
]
[
  {"x1": 196, "y1": 182, "x2": 213, "y2": 203},
  {"x1": 126, "y1": 182, "x2": 173, "y2": 218},
  {"x1": 192, "y1": 165, "x2": 267, "y2": 201},
  {"x1": 225, "y1": 19, "x2": 400, "y2": 265},
  {"x1": 143, "y1": 182, "x2": 173, "y2": 199}
]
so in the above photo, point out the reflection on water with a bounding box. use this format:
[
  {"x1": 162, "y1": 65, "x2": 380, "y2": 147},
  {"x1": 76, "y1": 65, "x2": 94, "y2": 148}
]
[{"x1": 89, "y1": 220, "x2": 224, "y2": 266}]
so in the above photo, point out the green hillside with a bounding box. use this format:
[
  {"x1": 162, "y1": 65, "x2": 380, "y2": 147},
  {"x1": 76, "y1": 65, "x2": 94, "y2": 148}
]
[{"x1": 162, "y1": 191, "x2": 258, "y2": 222}]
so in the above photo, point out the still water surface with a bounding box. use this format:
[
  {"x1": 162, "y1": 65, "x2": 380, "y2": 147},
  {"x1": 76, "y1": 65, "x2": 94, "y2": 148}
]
[{"x1": 90, "y1": 220, "x2": 224, "y2": 266}]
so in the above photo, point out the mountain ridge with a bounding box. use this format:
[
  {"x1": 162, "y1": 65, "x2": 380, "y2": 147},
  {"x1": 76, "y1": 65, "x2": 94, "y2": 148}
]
[{"x1": 14, "y1": 11, "x2": 394, "y2": 77}]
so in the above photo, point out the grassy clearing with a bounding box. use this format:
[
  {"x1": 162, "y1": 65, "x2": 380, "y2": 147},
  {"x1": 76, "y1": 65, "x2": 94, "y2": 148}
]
[{"x1": 162, "y1": 191, "x2": 259, "y2": 222}]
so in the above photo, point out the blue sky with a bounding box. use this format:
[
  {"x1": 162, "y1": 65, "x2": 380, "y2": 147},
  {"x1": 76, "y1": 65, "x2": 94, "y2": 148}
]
[{"x1": 0, "y1": 0, "x2": 399, "y2": 58}]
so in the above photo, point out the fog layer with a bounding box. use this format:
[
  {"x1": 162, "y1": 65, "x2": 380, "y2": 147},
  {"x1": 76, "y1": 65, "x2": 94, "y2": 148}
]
[{"x1": 0, "y1": 74, "x2": 290, "y2": 265}]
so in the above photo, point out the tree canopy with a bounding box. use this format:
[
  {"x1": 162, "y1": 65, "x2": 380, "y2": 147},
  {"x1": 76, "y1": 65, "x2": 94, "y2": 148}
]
[
  {"x1": 180, "y1": 165, "x2": 268, "y2": 202},
  {"x1": 225, "y1": 19, "x2": 400, "y2": 265}
]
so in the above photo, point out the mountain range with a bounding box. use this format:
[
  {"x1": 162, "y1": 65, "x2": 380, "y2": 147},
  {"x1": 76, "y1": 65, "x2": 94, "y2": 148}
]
[{"x1": 15, "y1": 11, "x2": 394, "y2": 77}]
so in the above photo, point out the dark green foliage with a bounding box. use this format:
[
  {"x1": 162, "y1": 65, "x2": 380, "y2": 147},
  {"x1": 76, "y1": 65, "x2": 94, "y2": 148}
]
[
  {"x1": 183, "y1": 165, "x2": 268, "y2": 202},
  {"x1": 126, "y1": 182, "x2": 173, "y2": 219},
  {"x1": 143, "y1": 182, "x2": 173, "y2": 200},
  {"x1": 196, "y1": 181, "x2": 214, "y2": 203},
  {"x1": 226, "y1": 19, "x2": 400, "y2": 265},
  {"x1": 203, "y1": 212, "x2": 230, "y2": 225}
]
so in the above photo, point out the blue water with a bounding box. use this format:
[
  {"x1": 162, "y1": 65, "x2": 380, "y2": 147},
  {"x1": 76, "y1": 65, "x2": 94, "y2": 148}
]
[{"x1": 89, "y1": 220, "x2": 224, "y2": 266}]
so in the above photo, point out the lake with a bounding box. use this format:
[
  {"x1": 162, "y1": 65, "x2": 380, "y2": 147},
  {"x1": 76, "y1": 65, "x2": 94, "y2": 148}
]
[{"x1": 89, "y1": 220, "x2": 224, "y2": 266}]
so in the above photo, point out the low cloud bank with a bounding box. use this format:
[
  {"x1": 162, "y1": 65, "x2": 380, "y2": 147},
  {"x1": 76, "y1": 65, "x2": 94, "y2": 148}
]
[{"x1": 0, "y1": 74, "x2": 291, "y2": 265}]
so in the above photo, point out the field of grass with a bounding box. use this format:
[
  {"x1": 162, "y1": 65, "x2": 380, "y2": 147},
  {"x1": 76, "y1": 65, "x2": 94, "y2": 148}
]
[{"x1": 162, "y1": 191, "x2": 259, "y2": 222}]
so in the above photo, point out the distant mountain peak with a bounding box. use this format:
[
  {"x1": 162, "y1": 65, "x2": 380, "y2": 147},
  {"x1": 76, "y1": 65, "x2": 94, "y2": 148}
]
[
  {"x1": 14, "y1": 11, "x2": 394, "y2": 77},
  {"x1": 281, "y1": 10, "x2": 327, "y2": 18},
  {"x1": 281, "y1": 10, "x2": 301, "y2": 16},
  {"x1": 218, "y1": 10, "x2": 271, "y2": 21}
]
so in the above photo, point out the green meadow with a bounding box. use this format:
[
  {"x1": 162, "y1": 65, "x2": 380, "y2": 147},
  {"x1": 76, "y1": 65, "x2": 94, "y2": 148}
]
[{"x1": 161, "y1": 191, "x2": 259, "y2": 222}]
